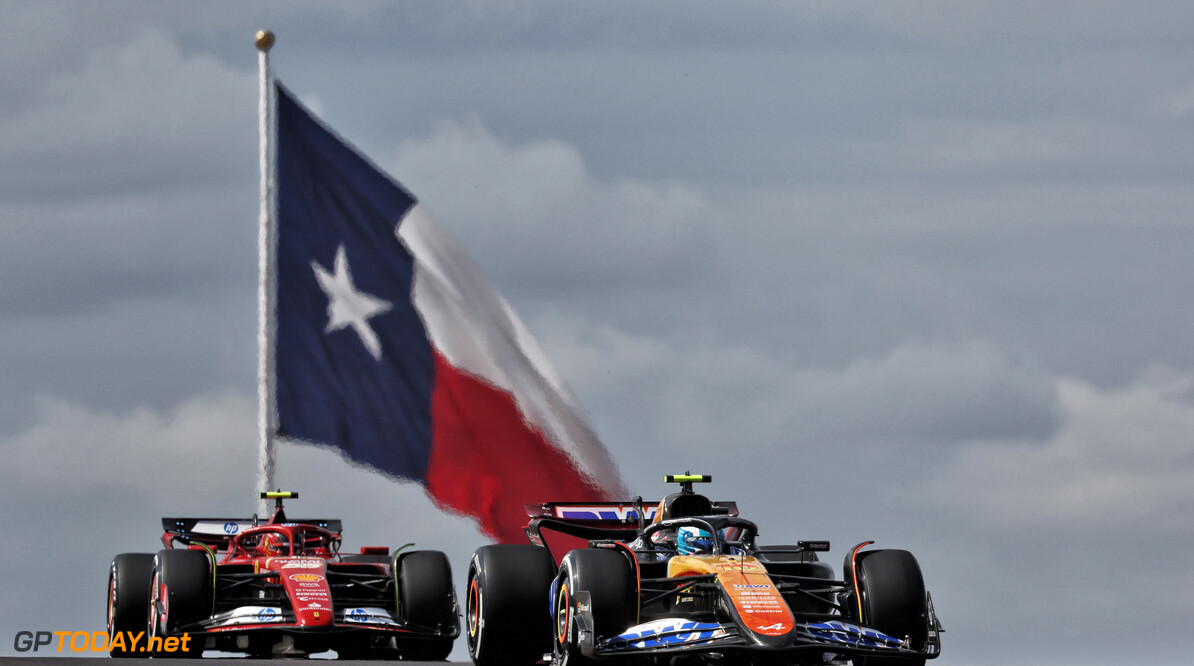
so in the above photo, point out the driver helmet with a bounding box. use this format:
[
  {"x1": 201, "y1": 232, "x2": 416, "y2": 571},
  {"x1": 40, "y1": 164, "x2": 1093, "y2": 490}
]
[
  {"x1": 262, "y1": 533, "x2": 288, "y2": 556},
  {"x1": 676, "y1": 526, "x2": 714, "y2": 555}
]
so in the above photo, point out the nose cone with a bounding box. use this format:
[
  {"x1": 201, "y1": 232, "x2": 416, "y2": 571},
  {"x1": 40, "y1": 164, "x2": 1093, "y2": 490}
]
[
  {"x1": 716, "y1": 562, "x2": 796, "y2": 644},
  {"x1": 267, "y1": 558, "x2": 334, "y2": 627}
]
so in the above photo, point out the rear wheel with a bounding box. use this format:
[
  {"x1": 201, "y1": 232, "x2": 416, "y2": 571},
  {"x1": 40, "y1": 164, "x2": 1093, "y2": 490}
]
[
  {"x1": 108, "y1": 553, "x2": 154, "y2": 658},
  {"x1": 466, "y1": 545, "x2": 556, "y2": 666},
  {"x1": 852, "y1": 549, "x2": 928, "y2": 666},
  {"x1": 397, "y1": 550, "x2": 457, "y2": 660},
  {"x1": 148, "y1": 549, "x2": 210, "y2": 658},
  {"x1": 554, "y1": 549, "x2": 636, "y2": 666}
]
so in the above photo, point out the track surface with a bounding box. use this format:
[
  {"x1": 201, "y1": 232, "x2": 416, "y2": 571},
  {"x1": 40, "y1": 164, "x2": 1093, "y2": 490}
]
[{"x1": 1, "y1": 660, "x2": 467, "y2": 665}]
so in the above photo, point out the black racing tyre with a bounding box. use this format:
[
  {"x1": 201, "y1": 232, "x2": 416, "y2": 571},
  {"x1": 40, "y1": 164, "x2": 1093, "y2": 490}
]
[
  {"x1": 853, "y1": 549, "x2": 928, "y2": 666},
  {"x1": 466, "y1": 544, "x2": 556, "y2": 666},
  {"x1": 148, "y1": 549, "x2": 211, "y2": 658},
  {"x1": 554, "y1": 548, "x2": 636, "y2": 666},
  {"x1": 108, "y1": 553, "x2": 155, "y2": 658},
  {"x1": 397, "y1": 550, "x2": 458, "y2": 660}
]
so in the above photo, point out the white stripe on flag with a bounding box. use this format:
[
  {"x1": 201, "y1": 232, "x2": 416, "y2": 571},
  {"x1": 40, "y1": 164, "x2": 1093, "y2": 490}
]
[{"x1": 397, "y1": 204, "x2": 628, "y2": 496}]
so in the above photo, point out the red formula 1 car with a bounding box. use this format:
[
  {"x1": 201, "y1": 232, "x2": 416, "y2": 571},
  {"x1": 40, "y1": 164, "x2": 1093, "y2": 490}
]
[
  {"x1": 464, "y1": 476, "x2": 941, "y2": 666},
  {"x1": 106, "y1": 492, "x2": 459, "y2": 659}
]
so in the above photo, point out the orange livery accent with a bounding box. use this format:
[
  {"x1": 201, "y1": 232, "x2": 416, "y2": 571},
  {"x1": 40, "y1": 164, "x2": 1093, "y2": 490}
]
[
  {"x1": 667, "y1": 555, "x2": 794, "y2": 637},
  {"x1": 848, "y1": 541, "x2": 875, "y2": 623}
]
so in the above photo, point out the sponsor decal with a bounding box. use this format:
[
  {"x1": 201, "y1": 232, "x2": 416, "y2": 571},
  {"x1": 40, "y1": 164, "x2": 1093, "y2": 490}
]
[
  {"x1": 723, "y1": 575, "x2": 792, "y2": 636},
  {"x1": 296, "y1": 591, "x2": 329, "y2": 598},
  {"x1": 555, "y1": 505, "x2": 658, "y2": 522},
  {"x1": 289, "y1": 573, "x2": 324, "y2": 582},
  {"x1": 713, "y1": 561, "x2": 762, "y2": 572},
  {"x1": 281, "y1": 559, "x2": 326, "y2": 569},
  {"x1": 341, "y1": 608, "x2": 398, "y2": 627},
  {"x1": 207, "y1": 606, "x2": 286, "y2": 628},
  {"x1": 194, "y1": 520, "x2": 252, "y2": 536},
  {"x1": 13, "y1": 631, "x2": 192, "y2": 654},
  {"x1": 610, "y1": 619, "x2": 726, "y2": 649}
]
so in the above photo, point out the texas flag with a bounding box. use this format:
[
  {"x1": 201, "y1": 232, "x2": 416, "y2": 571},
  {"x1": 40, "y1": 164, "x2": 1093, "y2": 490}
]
[{"x1": 273, "y1": 83, "x2": 627, "y2": 542}]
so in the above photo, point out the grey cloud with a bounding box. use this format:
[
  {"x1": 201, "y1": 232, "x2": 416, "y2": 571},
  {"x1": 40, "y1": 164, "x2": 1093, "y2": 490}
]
[
  {"x1": 611, "y1": 340, "x2": 1058, "y2": 460},
  {"x1": 389, "y1": 117, "x2": 715, "y2": 293},
  {"x1": 930, "y1": 372, "x2": 1194, "y2": 531},
  {"x1": 781, "y1": 342, "x2": 1060, "y2": 446},
  {"x1": 1, "y1": 28, "x2": 255, "y2": 201}
]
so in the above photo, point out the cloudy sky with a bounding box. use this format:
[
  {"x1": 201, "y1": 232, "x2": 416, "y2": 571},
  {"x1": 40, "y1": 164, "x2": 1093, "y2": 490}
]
[{"x1": 3, "y1": 2, "x2": 1193, "y2": 664}]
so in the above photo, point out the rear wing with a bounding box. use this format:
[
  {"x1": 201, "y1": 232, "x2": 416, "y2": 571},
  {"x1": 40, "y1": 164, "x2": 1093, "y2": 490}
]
[
  {"x1": 161, "y1": 517, "x2": 343, "y2": 549},
  {"x1": 525, "y1": 500, "x2": 738, "y2": 524},
  {"x1": 523, "y1": 500, "x2": 738, "y2": 561}
]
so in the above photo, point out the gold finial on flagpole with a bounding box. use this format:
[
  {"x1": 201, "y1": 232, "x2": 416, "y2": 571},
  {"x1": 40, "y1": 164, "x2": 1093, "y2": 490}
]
[{"x1": 255, "y1": 30, "x2": 275, "y2": 52}]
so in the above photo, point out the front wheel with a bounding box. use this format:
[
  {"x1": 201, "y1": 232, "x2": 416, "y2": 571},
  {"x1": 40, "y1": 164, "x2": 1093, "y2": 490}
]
[
  {"x1": 466, "y1": 545, "x2": 555, "y2": 666},
  {"x1": 108, "y1": 553, "x2": 154, "y2": 658},
  {"x1": 851, "y1": 549, "x2": 928, "y2": 666},
  {"x1": 553, "y1": 548, "x2": 636, "y2": 666},
  {"x1": 397, "y1": 550, "x2": 458, "y2": 660},
  {"x1": 148, "y1": 549, "x2": 210, "y2": 658}
]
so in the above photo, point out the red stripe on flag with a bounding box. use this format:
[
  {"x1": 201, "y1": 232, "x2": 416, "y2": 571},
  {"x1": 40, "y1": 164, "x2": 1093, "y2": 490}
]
[{"x1": 424, "y1": 352, "x2": 613, "y2": 543}]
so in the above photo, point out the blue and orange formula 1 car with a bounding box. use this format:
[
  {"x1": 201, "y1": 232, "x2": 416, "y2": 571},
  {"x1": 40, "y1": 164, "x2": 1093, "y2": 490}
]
[
  {"x1": 105, "y1": 492, "x2": 459, "y2": 659},
  {"x1": 465, "y1": 475, "x2": 941, "y2": 666}
]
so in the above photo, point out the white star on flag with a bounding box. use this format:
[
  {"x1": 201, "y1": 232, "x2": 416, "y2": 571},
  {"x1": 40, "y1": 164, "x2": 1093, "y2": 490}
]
[{"x1": 311, "y1": 244, "x2": 392, "y2": 359}]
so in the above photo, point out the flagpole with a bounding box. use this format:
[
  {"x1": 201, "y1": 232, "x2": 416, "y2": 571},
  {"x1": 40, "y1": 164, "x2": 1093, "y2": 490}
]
[{"x1": 255, "y1": 30, "x2": 277, "y2": 518}]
